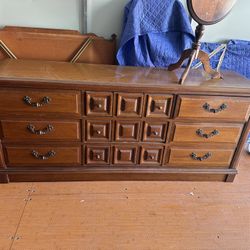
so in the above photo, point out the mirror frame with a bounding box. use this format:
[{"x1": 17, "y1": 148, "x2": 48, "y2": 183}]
[{"x1": 187, "y1": 0, "x2": 236, "y2": 25}]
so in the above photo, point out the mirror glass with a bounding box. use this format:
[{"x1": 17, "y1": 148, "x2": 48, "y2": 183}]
[{"x1": 188, "y1": 0, "x2": 237, "y2": 25}]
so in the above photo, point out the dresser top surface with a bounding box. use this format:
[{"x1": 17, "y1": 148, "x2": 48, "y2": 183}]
[{"x1": 0, "y1": 59, "x2": 249, "y2": 94}]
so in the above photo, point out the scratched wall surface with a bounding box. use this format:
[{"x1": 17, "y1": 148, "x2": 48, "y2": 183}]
[{"x1": 0, "y1": 0, "x2": 249, "y2": 42}]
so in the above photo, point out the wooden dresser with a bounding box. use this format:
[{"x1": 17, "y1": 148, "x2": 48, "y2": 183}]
[{"x1": 0, "y1": 59, "x2": 249, "y2": 183}]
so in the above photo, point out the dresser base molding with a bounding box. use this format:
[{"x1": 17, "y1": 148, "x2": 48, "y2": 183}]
[
  {"x1": 0, "y1": 174, "x2": 9, "y2": 183},
  {"x1": 0, "y1": 168, "x2": 237, "y2": 183}
]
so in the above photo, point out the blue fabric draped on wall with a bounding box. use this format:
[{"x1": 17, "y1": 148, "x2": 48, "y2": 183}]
[{"x1": 117, "y1": 0, "x2": 250, "y2": 79}]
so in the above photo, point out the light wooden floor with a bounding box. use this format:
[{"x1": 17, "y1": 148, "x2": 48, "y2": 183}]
[{"x1": 0, "y1": 150, "x2": 249, "y2": 250}]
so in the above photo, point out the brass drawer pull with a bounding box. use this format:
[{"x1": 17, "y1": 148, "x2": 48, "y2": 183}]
[
  {"x1": 148, "y1": 155, "x2": 155, "y2": 160},
  {"x1": 191, "y1": 152, "x2": 212, "y2": 161},
  {"x1": 96, "y1": 154, "x2": 101, "y2": 160},
  {"x1": 23, "y1": 96, "x2": 51, "y2": 108},
  {"x1": 196, "y1": 129, "x2": 219, "y2": 139},
  {"x1": 152, "y1": 131, "x2": 159, "y2": 136},
  {"x1": 31, "y1": 150, "x2": 56, "y2": 160},
  {"x1": 27, "y1": 124, "x2": 54, "y2": 135},
  {"x1": 203, "y1": 103, "x2": 227, "y2": 113}
]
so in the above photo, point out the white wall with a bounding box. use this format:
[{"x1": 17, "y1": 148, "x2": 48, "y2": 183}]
[
  {"x1": 0, "y1": 0, "x2": 82, "y2": 31},
  {"x1": 191, "y1": 0, "x2": 250, "y2": 42},
  {"x1": 0, "y1": 0, "x2": 249, "y2": 42}
]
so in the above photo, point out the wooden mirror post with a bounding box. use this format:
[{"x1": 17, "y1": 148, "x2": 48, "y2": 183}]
[
  {"x1": 168, "y1": 0, "x2": 237, "y2": 84},
  {"x1": 168, "y1": 23, "x2": 221, "y2": 84}
]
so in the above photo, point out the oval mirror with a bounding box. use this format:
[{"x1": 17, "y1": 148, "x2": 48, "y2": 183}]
[{"x1": 187, "y1": 0, "x2": 238, "y2": 25}]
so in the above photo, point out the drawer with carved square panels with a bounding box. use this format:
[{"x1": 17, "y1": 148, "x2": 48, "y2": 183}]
[
  {"x1": 139, "y1": 146, "x2": 165, "y2": 166},
  {"x1": 116, "y1": 93, "x2": 144, "y2": 117},
  {"x1": 143, "y1": 122, "x2": 169, "y2": 142},
  {"x1": 85, "y1": 145, "x2": 110, "y2": 165},
  {"x1": 113, "y1": 145, "x2": 138, "y2": 165},
  {"x1": 115, "y1": 120, "x2": 141, "y2": 142},
  {"x1": 146, "y1": 94, "x2": 173, "y2": 118},
  {"x1": 85, "y1": 119, "x2": 112, "y2": 142},
  {"x1": 86, "y1": 92, "x2": 113, "y2": 116}
]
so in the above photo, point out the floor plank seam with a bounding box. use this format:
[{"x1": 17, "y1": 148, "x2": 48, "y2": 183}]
[{"x1": 9, "y1": 183, "x2": 34, "y2": 250}]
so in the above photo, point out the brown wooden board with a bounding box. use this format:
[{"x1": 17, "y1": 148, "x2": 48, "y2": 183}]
[{"x1": 0, "y1": 27, "x2": 116, "y2": 65}]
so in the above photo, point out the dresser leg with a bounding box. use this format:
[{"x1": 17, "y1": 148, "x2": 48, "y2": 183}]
[
  {"x1": 225, "y1": 174, "x2": 236, "y2": 183},
  {"x1": 0, "y1": 174, "x2": 9, "y2": 183}
]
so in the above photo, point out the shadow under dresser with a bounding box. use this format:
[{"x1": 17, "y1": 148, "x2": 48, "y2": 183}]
[{"x1": 0, "y1": 59, "x2": 249, "y2": 182}]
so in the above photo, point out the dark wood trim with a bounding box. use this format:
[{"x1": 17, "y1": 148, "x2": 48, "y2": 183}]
[
  {"x1": 230, "y1": 119, "x2": 250, "y2": 169},
  {"x1": 0, "y1": 167, "x2": 237, "y2": 175},
  {"x1": 0, "y1": 141, "x2": 9, "y2": 183}
]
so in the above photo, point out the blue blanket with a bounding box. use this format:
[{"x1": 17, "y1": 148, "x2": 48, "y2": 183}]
[{"x1": 117, "y1": 0, "x2": 194, "y2": 67}]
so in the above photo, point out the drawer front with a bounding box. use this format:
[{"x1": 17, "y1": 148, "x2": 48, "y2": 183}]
[
  {"x1": 146, "y1": 94, "x2": 173, "y2": 118},
  {"x1": 143, "y1": 122, "x2": 168, "y2": 142},
  {"x1": 86, "y1": 145, "x2": 110, "y2": 165},
  {"x1": 86, "y1": 92, "x2": 113, "y2": 116},
  {"x1": 140, "y1": 146, "x2": 164, "y2": 166},
  {"x1": 1, "y1": 120, "x2": 80, "y2": 141},
  {"x1": 177, "y1": 96, "x2": 250, "y2": 121},
  {"x1": 115, "y1": 121, "x2": 141, "y2": 142},
  {"x1": 0, "y1": 89, "x2": 80, "y2": 115},
  {"x1": 86, "y1": 120, "x2": 111, "y2": 142},
  {"x1": 117, "y1": 93, "x2": 143, "y2": 117},
  {"x1": 5, "y1": 146, "x2": 81, "y2": 166},
  {"x1": 113, "y1": 146, "x2": 138, "y2": 165},
  {"x1": 173, "y1": 123, "x2": 243, "y2": 144},
  {"x1": 168, "y1": 147, "x2": 235, "y2": 168}
]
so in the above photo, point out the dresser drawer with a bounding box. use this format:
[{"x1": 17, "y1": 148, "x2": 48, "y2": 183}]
[
  {"x1": 0, "y1": 89, "x2": 81, "y2": 115},
  {"x1": 173, "y1": 123, "x2": 243, "y2": 144},
  {"x1": 177, "y1": 96, "x2": 250, "y2": 121},
  {"x1": 116, "y1": 93, "x2": 143, "y2": 117},
  {"x1": 146, "y1": 94, "x2": 173, "y2": 118},
  {"x1": 5, "y1": 146, "x2": 81, "y2": 166},
  {"x1": 85, "y1": 145, "x2": 110, "y2": 165},
  {"x1": 143, "y1": 122, "x2": 168, "y2": 142},
  {"x1": 1, "y1": 120, "x2": 81, "y2": 141},
  {"x1": 115, "y1": 121, "x2": 141, "y2": 142},
  {"x1": 86, "y1": 120, "x2": 111, "y2": 142},
  {"x1": 113, "y1": 146, "x2": 138, "y2": 165},
  {"x1": 140, "y1": 146, "x2": 164, "y2": 166},
  {"x1": 168, "y1": 147, "x2": 235, "y2": 168},
  {"x1": 86, "y1": 92, "x2": 113, "y2": 116}
]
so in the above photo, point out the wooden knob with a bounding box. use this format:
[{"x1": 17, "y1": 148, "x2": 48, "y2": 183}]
[
  {"x1": 97, "y1": 104, "x2": 102, "y2": 108},
  {"x1": 149, "y1": 155, "x2": 155, "y2": 160},
  {"x1": 96, "y1": 154, "x2": 101, "y2": 159},
  {"x1": 153, "y1": 131, "x2": 159, "y2": 136},
  {"x1": 96, "y1": 130, "x2": 102, "y2": 135}
]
